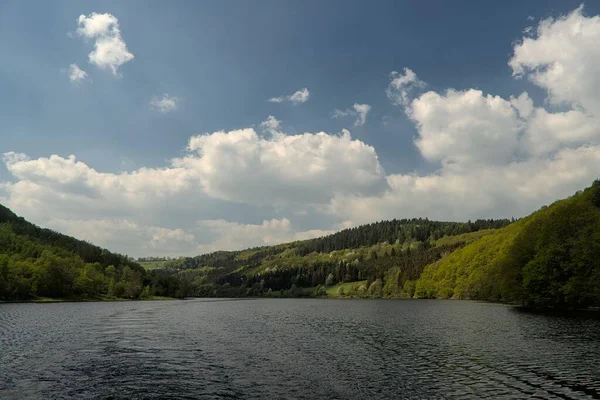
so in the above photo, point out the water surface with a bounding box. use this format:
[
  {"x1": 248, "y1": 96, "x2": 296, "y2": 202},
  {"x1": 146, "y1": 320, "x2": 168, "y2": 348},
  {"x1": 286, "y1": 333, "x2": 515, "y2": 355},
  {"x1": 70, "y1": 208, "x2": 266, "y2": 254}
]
[{"x1": 1, "y1": 299, "x2": 599, "y2": 399}]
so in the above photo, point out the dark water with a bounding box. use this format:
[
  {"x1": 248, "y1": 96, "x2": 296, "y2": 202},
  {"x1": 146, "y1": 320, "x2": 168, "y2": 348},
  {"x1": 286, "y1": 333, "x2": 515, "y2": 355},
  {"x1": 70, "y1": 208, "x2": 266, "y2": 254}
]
[{"x1": 1, "y1": 299, "x2": 599, "y2": 400}]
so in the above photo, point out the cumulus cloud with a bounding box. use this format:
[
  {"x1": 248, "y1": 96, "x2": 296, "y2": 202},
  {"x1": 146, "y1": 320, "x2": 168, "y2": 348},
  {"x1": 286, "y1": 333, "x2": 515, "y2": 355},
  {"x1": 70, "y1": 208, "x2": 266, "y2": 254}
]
[
  {"x1": 386, "y1": 68, "x2": 426, "y2": 106},
  {"x1": 68, "y1": 64, "x2": 88, "y2": 83},
  {"x1": 269, "y1": 88, "x2": 310, "y2": 104},
  {"x1": 524, "y1": 108, "x2": 598, "y2": 156},
  {"x1": 76, "y1": 12, "x2": 134, "y2": 75},
  {"x1": 328, "y1": 145, "x2": 600, "y2": 224},
  {"x1": 3, "y1": 127, "x2": 385, "y2": 213},
  {"x1": 260, "y1": 115, "x2": 281, "y2": 132},
  {"x1": 332, "y1": 103, "x2": 372, "y2": 126},
  {"x1": 336, "y1": 5, "x2": 600, "y2": 225},
  {"x1": 1, "y1": 127, "x2": 384, "y2": 255},
  {"x1": 151, "y1": 94, "x2": 178, "y2": 113},
  {"x1": 510, "y1": 6, "x2": 600, "y2": 110},
  {"x1": 408, "y1": 89, "x2": 524, "y2": 167},
  {"x1": 5, "y1": 6, "x2": 600, "y2": 257},
  {"x1": 174, "y1": 128, "x2": 387, "y2": 206},
  {"x1": 509, "y1": 5, "x2": 600, "y2": 154}
]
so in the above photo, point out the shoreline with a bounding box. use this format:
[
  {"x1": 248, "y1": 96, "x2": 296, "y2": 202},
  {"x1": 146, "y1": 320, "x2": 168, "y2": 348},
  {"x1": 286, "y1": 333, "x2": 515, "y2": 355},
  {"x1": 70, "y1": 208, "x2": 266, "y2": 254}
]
[
  {"x1": 3, "y1": 296, "x2": 599, "y2": 316},
  {"x1": 0, "y1": 296, "x2": 179, "y2": 304}
]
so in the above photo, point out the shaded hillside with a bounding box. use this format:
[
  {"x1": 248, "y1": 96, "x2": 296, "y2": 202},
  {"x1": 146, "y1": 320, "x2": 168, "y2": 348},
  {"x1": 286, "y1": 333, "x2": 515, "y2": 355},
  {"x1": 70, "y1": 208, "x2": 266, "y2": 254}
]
[
  {"x1": 415, "y1": 181, "x2": 600, "y2": 308},
  {"x1": 0, "y1": 204, "x2": 184, "y2": 300}
]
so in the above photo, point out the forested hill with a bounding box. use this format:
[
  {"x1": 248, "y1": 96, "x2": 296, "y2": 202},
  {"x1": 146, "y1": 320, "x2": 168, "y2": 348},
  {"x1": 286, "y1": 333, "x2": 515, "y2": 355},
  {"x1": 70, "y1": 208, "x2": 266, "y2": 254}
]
[
  {"x1": 0, "y1": 204, "x2": 139, "y2": 270},
  {"x1": 0, "y1": 204, "x2": 185, "y2": 300},
  {"x1": 414, "y1": 181, "x2": 600, "y2": 308},
  {"x1": 158, "y1": 181, "x2": 600, "y2": 309},
  {"x1": 295, "y1": 218, "x2": 512, "y2": 255},
  {"x1": 162, "y1": 218, "x2": 512, "y2": 273},
  {"x1": 160, "y1": 217, "x2": 513, "y2": 299}
]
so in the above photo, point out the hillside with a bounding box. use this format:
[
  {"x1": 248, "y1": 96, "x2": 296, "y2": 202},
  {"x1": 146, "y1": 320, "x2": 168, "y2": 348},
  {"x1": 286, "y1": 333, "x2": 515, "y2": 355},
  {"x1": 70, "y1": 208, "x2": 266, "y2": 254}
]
[
  {"x1": 414, "y1": 182, "x2": 600, "y2": 308},
  {"x1": 157, "y1": 181, "x2": 600, "y2": 309},
  {"x1": 161, "y1": 219, "x2": 510, "y2": 298},
  {"x1": 0, "y1": 204, "x2": 184, "y2": 300}
]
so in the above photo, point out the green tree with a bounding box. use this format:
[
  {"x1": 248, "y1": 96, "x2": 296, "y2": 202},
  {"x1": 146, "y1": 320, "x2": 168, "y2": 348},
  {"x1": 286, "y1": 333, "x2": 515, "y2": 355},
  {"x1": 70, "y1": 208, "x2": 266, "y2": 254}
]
[
  {"x1": 108, "y1": 278, "x2": 117, "y2": 297},
  {"x1": 325, "y1": 273, "x2": 335, "y2": 287},
  {"x1": 368, "y1": 279, "x2": 383, "y2": 297},
  {"x1": 139, "y1": 285, "x2": 151, "y2": 299},
  {"x1": 315, "y1": 284, "x2": 327, "y2": 297}
]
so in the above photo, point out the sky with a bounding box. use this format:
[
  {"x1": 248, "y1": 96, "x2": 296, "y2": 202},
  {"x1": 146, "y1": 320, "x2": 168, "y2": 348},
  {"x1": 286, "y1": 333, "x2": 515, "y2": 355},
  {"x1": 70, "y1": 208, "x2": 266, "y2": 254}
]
[{"x1": 2, "y1": 1, "x2": 600, "y2": 257}]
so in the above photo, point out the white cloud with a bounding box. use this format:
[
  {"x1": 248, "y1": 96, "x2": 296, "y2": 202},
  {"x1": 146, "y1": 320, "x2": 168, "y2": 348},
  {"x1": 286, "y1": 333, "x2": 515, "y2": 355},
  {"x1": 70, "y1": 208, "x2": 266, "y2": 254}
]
[
  {"x1": 408, "y1": 89, "x2": 524, "y2": 167},
  {"x1": 332, "y1": 103, "x2": 372, "y2": 126},
  {"x1": 328, "y1": 145, "x2": 600, "y2": 224},
  {"x1": 332, "y1": 109, "x2": 351, "y2": 118},
  {"x1": 509, "y1": 92, "x2": 534, "y2": 119},
  {"x1": 510, "y1": 6, "x2": 600, "y2": 114},
  {"x1": 289, "y1": 88, "x2": 310, "y2": 104},
  {"x1": 524, "y1": 108, "x2": 598, "y2": 156},
  {"x1": 508, "y1": 5, "x2": 600, "y2": 155},
  {"x1": 174, "y1": 128, "x2": 387, "y2": 206},
  {"x1": 68, "y1": 63, "x2": 88, "y2": 83},
  {"x1": 54, "y1": 217, "x2": 332, "y2": 257},
  {"x1": 269, "y1": 88, "x2": 310, "y2": 104},
  {"x1": 1, "y1": 127, "x2": 384, "y2": 255},
  {"x1": 195, "y1": 218, "x2": 333, "y2": 254},
  {"x1": 76, "y1": 13, "x2": 134, "y2": 75},
  {"x1": 3, "y1": 127, "x2": 386, "y2": 213},
  {"x1": 151, "y1": 94, "x2": 178, "y2": 113},
  {"x1": 260, "y1": 115, "x2": 281, "y2": 132},
  {"x1": 2, "y1": 152, "x2": 197, "y2": 225},
  {"x1": 386, "y1": 68, "x2": 426, "y2": 106},
  {"x1": 353, "y1": 104, "x2": 371, "y2": 126},
  {"x1": 5, "y1": 6, "x2": 600, "y2": 258},
  {"x1": 49, "y1": 218, "x2": 197, "y2": 257},
  {"x1": 328, "y1": 5, "x2": 600, "y2": 226}
]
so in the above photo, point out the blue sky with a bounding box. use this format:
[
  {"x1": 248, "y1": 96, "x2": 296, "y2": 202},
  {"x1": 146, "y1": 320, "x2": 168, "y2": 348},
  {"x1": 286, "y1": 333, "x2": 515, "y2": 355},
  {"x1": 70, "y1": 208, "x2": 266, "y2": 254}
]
[{"x1": 2, "y1": 1, "x2": 600, "y2": 256}]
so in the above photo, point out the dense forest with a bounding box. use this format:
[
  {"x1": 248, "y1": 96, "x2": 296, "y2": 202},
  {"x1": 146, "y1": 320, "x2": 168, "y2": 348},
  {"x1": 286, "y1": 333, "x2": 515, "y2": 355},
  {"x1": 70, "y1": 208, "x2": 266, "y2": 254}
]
[
  {"x1": 0, "y1": 204, "x2": 185, "y2": 300},
  {"x1": 3, "y1": 181, "x2": 600, "y2": 309},
  {"x1": 415, "y1": 182, "x2": 600, "y2": 308}
]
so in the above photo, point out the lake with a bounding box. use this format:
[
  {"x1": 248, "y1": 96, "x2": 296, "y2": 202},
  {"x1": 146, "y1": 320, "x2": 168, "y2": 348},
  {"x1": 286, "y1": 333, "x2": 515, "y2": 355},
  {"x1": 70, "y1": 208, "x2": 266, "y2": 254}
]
[{"x1": 1, "y1": 299, "x2": 599, "y2": 399}]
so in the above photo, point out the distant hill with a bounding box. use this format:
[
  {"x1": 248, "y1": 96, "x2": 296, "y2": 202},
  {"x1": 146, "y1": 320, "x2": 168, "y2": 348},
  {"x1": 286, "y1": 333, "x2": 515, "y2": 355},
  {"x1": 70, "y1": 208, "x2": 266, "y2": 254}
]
[
  {"x1": 0, "y1": 204, "x2": 182, "y2": 300},
  {"x1": 161, "y1": 218, "x2": 511, "y2": 298}
]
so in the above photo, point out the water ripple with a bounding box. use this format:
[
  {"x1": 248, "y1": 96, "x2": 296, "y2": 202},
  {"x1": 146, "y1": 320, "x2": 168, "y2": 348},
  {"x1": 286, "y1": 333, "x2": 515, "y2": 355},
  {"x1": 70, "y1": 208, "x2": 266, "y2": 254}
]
[{"x1": 0, "y1": 299, "x2": 599, "y2": 399}]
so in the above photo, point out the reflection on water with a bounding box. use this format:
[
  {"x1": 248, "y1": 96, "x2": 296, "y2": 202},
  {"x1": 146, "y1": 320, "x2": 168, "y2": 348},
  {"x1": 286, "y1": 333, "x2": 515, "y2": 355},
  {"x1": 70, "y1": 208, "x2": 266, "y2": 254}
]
[{"x1": 1, "y1": 299, "x2": 599, "y2": 399}]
